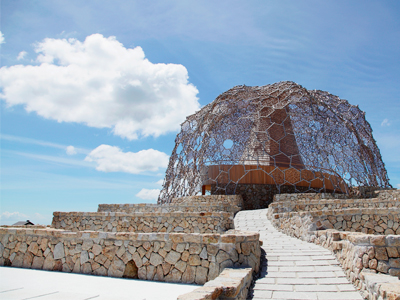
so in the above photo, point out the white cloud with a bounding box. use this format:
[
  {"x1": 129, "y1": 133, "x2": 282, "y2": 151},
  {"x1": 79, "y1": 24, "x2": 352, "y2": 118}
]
[
  {"x1": 0, "y1": 211, "x2": 29, "y2": 225},
  {"x1": 136, "y1": 188, "x2": 160, "y2": 200},
  {"x1": 0, "y1": 211, "x2": 52, "y2": 226},
  {"x1": 66, "y1": 145, "x2": 77, "y2": 155},
  {"x1": 156, "y1": 179, "x2": 164, "y2": 185},
  {"x1": 0, "y1": 211, "x2": 28, "y2": 219},
  {"x1": 85, "y1": 144, "x2": 169, "y2": 174},
  {"x1": 0, "y1": 31, "x2": 4, "y2": 44},
  {"x1": 0, "y1": 34, "x2": 200, "y2": 140},
  {"x1": 381, "y1": 118, "x2": 390, "y2": 126},
  {"x1": 4, "y1": 149, "x2": 92, "y2": 168},
  {"x1": 17, "y1": 51, "x2": 27, "y2": 60},
  {"x1": 0, "y1": 133, "x2": 89, "y2": 154}
]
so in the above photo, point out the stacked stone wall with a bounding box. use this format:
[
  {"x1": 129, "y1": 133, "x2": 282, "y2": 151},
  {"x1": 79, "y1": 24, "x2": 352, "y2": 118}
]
[
  {"x1": 52, "y1": 212, "x2": 234, "y2": 234},
  {"x1": 0, "y1": 227, "x2": 260, "y2": 285},
  {"x1": 170, "y1": 195, "x2": 243, "y2": 208},
  {"x1": 97, "y1": 203, "x2": 241, "y2": 214},
  {"x1": 271, "y1": 208, "x2": 400, "y2": 235},
  {"x1": 273, "y1": 189, "x2": 399, "y2": 202},
  {"x1": 178, "y1": 267, "x2": 253, "y2": 300},
  {"x1": 211, "y1": 184, "x2": 312, "y2": 210},
  {"x1": 270, "y1": 198, "x2": 399, "y2": 215},
  {"x1": 268, "y1": 190, "x2": 400, "y2": 300}
]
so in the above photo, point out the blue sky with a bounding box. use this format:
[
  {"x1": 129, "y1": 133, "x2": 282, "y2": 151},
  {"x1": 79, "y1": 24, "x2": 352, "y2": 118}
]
[{"x1": 1, "y1": 0, "x2": 399, "y2": 225}]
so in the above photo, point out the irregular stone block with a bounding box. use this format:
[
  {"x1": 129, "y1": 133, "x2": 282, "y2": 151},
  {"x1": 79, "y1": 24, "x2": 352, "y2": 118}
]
[
  {"x1": 182, "y1": 265, "x2": 196, "y2": 284},
  {"x1": 150, "y1": 252, "x2": 163, "y2": 266},
  {"x1": 53, "y1": 242, "x2": 65, "y2": 260},
  {"x1": 165, "y1": 250, "x2": 181, "y2": 265},
  {"x1": 31, "y1": 256, "x2": 45, "y2": 269},
  {"x1": 195, "y1": 266, "x2": 208, "y2": 284}
]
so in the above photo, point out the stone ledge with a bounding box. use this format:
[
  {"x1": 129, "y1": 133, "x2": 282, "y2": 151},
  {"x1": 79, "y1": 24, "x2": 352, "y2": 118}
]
[
  {"x1": 177, "y1": 267, "x2": 252, "y2": 300},
  {"x1": 360, "y1": 271, "x2": 400, "y2": 300}
]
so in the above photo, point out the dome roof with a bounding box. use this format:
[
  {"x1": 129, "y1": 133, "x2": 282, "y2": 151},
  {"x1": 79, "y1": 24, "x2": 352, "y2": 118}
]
[{"x1": 158, "y1": 81, "x2": 390, "y2": 204}]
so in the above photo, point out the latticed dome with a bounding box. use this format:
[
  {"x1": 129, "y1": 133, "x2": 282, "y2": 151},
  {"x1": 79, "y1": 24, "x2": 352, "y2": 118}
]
[{"x1": 158, "y1": 81, "x2": 391, "y2": 209}]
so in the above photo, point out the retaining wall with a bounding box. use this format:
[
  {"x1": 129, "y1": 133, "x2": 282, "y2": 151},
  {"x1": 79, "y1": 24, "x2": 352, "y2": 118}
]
[
  {"x1": 97, "y1": 203, "x2": 241, "y2": 214},
  {"x1": 268, "y1": 190, "x2": 400, "y2": 300},
  {"x1": 0, "y1": 227, "x2": 260, "y2": 285},
  {"x1": 270, "y1": 198, "x2": 399, "y2": 215},
  {"x1": 52, "y1": 211, "x2": 234, "y2": 234},
  {"x1": 178, "y1": 267, "x2": 253, "y2": 300},
  {"x1": 170, "y1": 195, "x2": 243, "y2": 208},
  {"x1": 271, "y1": 208, "x2": 400, "y2": 235}
]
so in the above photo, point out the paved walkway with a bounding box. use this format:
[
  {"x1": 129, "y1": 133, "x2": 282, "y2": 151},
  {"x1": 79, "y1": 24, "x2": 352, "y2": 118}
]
[
  {"x1": 234, "y1": 208, "x2": 364, "y2": 300},
  {"x1": 0, "y1": 266, "x2": 196, "y2": 300}
]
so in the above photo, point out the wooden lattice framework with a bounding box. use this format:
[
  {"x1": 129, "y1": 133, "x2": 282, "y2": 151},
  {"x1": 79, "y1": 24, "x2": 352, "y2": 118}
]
[{"x1": 158, "y1": 81, "x2": 391, "y2": 205}]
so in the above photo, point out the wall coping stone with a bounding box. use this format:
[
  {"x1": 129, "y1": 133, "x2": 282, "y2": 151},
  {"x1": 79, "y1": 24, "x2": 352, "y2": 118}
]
[{"x1": 177, "y1": 267, "x2": 252, "y2": 300}]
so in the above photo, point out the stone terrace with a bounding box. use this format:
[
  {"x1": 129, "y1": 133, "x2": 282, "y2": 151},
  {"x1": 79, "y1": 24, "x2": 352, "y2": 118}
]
[
  {"x1": 269, "y1": 190, "x2": 400, "y2": 235},
  {"x1": 0, "y1": 194, "x2": 261, "y2": 298},
  {"x1": 269, "y1": 190, "x2": 400, "y2": 300}
]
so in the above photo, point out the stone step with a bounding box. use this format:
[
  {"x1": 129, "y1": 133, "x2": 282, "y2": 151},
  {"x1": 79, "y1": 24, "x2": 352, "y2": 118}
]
[{"x1": 233, "y1": 208, "x2": 363, "y2": 300}]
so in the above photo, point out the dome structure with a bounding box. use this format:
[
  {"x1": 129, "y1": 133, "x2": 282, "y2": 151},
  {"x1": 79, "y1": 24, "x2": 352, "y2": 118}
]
[{"x1": 158, "y1": 81, "x2": 391, "y2": 209}]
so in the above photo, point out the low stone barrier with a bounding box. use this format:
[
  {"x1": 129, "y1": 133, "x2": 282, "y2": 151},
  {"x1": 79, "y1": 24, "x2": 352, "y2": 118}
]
[
  {"x1": 274, "y1": 192, "x2": 347, "y2": 202},
  {"x1": 268, "y1": 194, "x2": 400, "y2": 300},
  {"x1": 97, "y1": 203, "x2": 241, "y2": 214},
  {"x1": 177, "y1": 267, "x2": 253, "y2": 300},
  {"x1": 271, "y1": 208, "x2": 400, "y2": 235},
  {"x1": 0, "y1": 227, "x2": 260, "y2": 284},
  {"x1": 360, "y1": 271, "x2": 400, "y2": 300},
  {"x1": 274, "y1": 189, "x2": 399, "y2": 203},
  {"x1": 308, "y1": 230, "x2": 400, "y2": 299},
  {"x1": 51, "y1": 211, "x2": 234, "y2": 234},
  {"x1": 270, "y1": 198, "x2": 400, "y2": 215},
  {"x1": 170, "y1": 195, "x2": 243, "y2": 208}
]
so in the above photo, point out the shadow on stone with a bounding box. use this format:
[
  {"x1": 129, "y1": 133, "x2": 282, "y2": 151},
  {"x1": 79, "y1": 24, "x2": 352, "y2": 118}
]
[
  {"x1": 246, "y1": 248, "x2": 267, "y2": 299},
  {"x1": 123, "y1": 260, "x2": 138, "y2": 279}
]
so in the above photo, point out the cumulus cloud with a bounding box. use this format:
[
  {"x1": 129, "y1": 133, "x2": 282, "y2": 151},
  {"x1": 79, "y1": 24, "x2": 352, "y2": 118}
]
[
  {"x1": 156, "y1": 179, "x2": 164, "y2": 185},
  {"x1": 136, "y1": 188, "x2": 160, "y2": 200},
  {"x1": 0, "y1": 211, "x2": 29, "y2": 225},
  {"x1": 17, "y1": 51, "x2": 27, "y2": 60},
  {"x1": 85, "y1": 144, "x2": 169, "y2": 174},
  {"x1": 66, "y1": 145, "x2": 77, "y2": 155},
  {"x1": 0, "y1": 31, "x2": 4, "y2": 44},
  {"x1": 381, "y1": 118, "x2": 390, "y2": 127},
  {"x1": 0, "y1": 34, "x2": 200, "y2": 140}
]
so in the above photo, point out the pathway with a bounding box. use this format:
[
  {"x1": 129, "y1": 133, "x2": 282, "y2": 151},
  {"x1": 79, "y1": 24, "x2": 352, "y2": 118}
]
[{"x1": 234, "y1": 208, "x2": 364, "y2": 300}]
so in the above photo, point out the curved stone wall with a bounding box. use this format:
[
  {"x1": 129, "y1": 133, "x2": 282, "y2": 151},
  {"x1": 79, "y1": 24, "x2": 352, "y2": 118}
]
[{"x1": 0, "y1": 228, "x2": 260, "y2": 284}]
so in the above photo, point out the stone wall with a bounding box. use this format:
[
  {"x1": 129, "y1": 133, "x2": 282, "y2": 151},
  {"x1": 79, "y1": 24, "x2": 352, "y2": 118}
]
[
  {"x1": 270, "y1": 198, "x2": 399, "y2": 215},
  {"x1": 271, "y1": 208, "x2": 400, "y2": 235},
  {"x1": 0, "y1": 227, "x2": 260, "y2": 284},
  {"x1": 268, "y1": 190, "x2": 400, "y2": 300},
  {"x1": 273, "y1": 189, "x2": 399, "y2": 202},
  {"x1": 269, "y1": 191, "x2": 400, "y2": 235},
  {"x1": 170, "y1": 195, "x2": 243, "y2": 208},
  {"x1": 52, "y1": 211, "x2": 234, "y2": 234},
  {"x1": 98, "y1": 195, "x2": 243, "y2": 214},
  {"x1": 178, "y1": 267, "x2": 253, "y2": 300},
  {"x1": 211, "y1": 183, "x2": 312, "y2": 210},
  {"x1": 97, "y1": 203, "x2": 241, "y2": 214},
  {"x1": 269, "y1": 213, "x2": 400, "y2": 299}
]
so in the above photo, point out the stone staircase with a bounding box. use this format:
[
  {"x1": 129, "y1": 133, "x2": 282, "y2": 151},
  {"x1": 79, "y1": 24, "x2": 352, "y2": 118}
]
[{"x1": 234, "y1": 208, "x2": 364, "y2": 300}]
